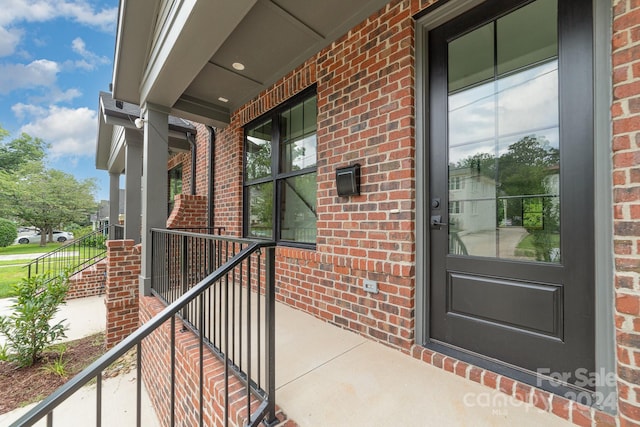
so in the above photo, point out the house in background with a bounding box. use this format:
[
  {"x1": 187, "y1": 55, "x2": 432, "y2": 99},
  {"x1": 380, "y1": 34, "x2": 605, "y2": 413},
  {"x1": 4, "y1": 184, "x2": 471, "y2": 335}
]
[
  {"x1": 88, "y1": 0, "x2": 639, "y2": 425},
  {"x1": 94, "y1": 189, "x2": 126, "y2": 230}
]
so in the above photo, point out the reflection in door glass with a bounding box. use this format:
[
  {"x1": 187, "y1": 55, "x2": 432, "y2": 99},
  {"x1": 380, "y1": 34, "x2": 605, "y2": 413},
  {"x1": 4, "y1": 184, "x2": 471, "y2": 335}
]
[{"x1": 447, "y1": 0, "x2": 559, "y2": 263}]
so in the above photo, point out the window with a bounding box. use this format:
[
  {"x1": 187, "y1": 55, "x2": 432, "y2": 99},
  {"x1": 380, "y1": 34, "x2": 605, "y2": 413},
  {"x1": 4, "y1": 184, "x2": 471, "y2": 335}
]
[
  {"x1": 449, "y1": 201, "x2": 462, "y2": 214},
  {"x1": 449, "y1": 176, "x2": 464, "y2": 190},
  {"x1": 168, "y1": 164, "x2": 183, "y2": 215},
  {"x1": 244, "y1": 88, "x2": 317, "y2": 245}
]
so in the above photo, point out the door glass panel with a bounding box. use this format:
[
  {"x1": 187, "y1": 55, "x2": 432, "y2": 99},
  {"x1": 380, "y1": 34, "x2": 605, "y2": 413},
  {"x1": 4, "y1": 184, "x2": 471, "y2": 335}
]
[
  {"x1": 447, "y1": 0, "x2": 560, "y2": 263},
  {"x1": 497, "y1": 0, "x2": 557, "y2": 75},
  {"x1": 448, "y1": 23, "x2": 494, "y2": 93}
]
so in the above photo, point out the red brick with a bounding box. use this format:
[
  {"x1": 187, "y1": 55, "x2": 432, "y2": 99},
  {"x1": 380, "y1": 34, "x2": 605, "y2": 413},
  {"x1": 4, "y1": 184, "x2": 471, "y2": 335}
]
[
  {"x1": 551, "y1": 395, "x2": 571, "y2": 420},
  {"x1": 572, "y1": 402, "x2": 592, "y2": 427}
]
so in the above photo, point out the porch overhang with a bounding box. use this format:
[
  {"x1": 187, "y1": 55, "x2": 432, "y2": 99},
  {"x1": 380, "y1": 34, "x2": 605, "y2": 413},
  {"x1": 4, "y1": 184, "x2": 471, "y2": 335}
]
[
  {"x1": 96, "y1": 91, "x2": 196, "y2": 173},
  {"x1": 111, "y1": 0, "x2": 390, "y2": 128}
]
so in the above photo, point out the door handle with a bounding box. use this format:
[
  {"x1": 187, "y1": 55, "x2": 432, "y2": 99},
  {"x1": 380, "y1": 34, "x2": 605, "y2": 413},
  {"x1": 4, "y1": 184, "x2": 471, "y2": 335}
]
[{"x1": 430, "y1": 215, "x2": 448, "y2": 227}]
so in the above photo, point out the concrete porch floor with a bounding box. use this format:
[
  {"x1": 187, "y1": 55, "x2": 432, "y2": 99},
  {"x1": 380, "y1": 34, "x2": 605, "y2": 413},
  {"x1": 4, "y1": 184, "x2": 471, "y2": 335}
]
[
  {"x1": 275, "y1": 302, "x2": 572, "y2": 427},
  {"x1": 0, "y1": 295, "x2": 574, "y2": 426}
]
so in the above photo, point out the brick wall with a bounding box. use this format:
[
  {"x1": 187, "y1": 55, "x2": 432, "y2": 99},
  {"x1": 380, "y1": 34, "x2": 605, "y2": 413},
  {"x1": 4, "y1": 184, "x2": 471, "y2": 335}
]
[
  {"x1": 66, "y1": 260, "x2": 106, "y2": 300},
  {"x1": 214, "y1": 0, "x2": 417, "y2": 351},
  {"x1": 105, "y1": 240, "x2": 140, "y2": 348},
  {"x1": 142, "y1": 0, "x2": 640, "y2": 426},
  {"x1": 612, "y1": 0, "x2": 640, "y2": 425},
  {"x1": 167, "y1": 125, "x2": 211, "y2": 216},
  {"x1": 166, "y1": 194, "x2": 209, "y2": 229},
  {"x1": 139, "y1": 296, "x2": 294, "y2": 427}
]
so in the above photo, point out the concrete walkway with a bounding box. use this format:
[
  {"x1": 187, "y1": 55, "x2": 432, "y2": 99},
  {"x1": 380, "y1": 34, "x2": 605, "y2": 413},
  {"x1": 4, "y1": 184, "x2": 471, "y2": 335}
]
[
  {"x1": 0, "y1": 295, "x2": 105, "y2": 347},
  {"x1": 0, "y1": 253, "x2": 55, "y2": 261},
  {"x1": 0, "y1": 296, "x2": 159, "y2": 427},
  {"x1": 275, "y1": 303, "x2": 572, "y2": 427},
  {"x1": 0, "y1": 295, "x2": 573, "y2": 426}
]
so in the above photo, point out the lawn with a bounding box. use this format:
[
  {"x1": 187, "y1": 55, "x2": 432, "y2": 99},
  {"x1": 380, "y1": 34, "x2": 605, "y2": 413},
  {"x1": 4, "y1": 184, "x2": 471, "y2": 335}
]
[
  {"x1": 515, "y1": 233, "x2": 560, "y2": 259},
  {"x1": 0, "y1": 243, "x2": 63, "y2": 256},
  {"x1": 0, "y1": 266, "x2": 26, "y2": 298},
  {"x1": 0, "y1": 243, "x2": 105, "y2": 299}
]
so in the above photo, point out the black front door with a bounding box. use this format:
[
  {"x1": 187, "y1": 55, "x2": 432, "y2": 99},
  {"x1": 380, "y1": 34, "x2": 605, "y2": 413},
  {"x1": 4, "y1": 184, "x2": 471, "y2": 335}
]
[{"x1": 428, "y1": 0, "x2": 594, "y2": 387}]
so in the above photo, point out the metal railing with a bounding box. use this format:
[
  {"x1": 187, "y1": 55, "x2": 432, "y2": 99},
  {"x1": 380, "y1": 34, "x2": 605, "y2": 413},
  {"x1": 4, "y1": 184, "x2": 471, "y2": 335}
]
[
  {"x1": 25, "y1": 225, "x2": 124, "y2": 281},
  {"x1": 11, "y1": 229, "x2": 277, "y2": 427},
  {"x1": 151, "y1": 229, "x2": 277, "y2": 426}
]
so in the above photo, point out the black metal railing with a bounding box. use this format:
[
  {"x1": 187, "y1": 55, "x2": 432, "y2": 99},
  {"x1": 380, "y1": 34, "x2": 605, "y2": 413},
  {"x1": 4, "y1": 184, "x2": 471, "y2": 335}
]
[
  {"x1": 11, "y1": 229, "x2": 277, "y2": 427},
  {"x1": 150, "y1": 229, "x2": 277, "y2": 426},
  {"x1": 25, "y1": 225, "x2": 124, "y2": 281}
]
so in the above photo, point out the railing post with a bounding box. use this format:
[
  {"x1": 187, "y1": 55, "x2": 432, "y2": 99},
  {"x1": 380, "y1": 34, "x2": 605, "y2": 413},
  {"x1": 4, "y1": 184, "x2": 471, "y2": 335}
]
[
  {"x1": 181, "y1": 235, "x2": 189, "y2": 320},
  {"x1": 264, "y1": 246, "x2": 277, "y2": 425},
  {"x1": 150, "y1": 230, "x2": 155, "y2": 292}
]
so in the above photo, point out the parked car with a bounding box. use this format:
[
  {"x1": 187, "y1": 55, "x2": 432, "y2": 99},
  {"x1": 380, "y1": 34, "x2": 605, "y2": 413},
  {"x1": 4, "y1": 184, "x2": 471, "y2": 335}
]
[{"x1": 14, "y1": 231, "x2": 74, "y2": 244}]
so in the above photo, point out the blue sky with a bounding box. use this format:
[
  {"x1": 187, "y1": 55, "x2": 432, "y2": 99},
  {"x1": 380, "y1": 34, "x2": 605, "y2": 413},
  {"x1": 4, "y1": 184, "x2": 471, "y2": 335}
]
[{"x1": 0, "y1": 0, "x2": 119, "y2": 201}]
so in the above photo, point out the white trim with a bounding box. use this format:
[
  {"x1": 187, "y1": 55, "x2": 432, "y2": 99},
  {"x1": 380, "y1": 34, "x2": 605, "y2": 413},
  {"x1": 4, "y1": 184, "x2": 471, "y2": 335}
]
[{"x1": 593, "y1": 0, "x2": 616, "y2": 413}]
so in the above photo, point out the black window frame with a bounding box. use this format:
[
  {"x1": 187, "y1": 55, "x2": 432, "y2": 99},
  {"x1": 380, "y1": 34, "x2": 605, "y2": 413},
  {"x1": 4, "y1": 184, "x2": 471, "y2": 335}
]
[
  {"x1": 243, "y1": 85, "x2": 318, "y2": 248},
  {"x1": 168, "y1": 163, "x2": 183, "y2": 215}
]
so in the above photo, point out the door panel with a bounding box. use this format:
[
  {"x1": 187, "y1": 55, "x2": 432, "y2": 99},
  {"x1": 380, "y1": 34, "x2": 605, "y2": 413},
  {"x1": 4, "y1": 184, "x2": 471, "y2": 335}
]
[
  {"x1": 448, "y1": 273, "x2": 562, "y2": 338},
  {"x1": 428, "y1": 0, "x2": 594, "y2": 388}
]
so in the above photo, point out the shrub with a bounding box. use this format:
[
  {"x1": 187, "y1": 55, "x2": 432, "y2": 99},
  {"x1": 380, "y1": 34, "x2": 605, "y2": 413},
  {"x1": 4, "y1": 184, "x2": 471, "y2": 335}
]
[
  {"x1": 81, "y1": 233, "x2": 106, "y2": 249},
  {"x1": 0, "y1": 218, "x2": 17, "y2": 247},
  {"x1": 0, "y1": 271, "x2": 69, "y2": 367}
]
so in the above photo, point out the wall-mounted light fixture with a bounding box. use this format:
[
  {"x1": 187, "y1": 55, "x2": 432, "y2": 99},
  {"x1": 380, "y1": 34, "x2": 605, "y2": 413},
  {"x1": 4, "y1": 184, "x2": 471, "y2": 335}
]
[
  {"x1": 335, "y1": 163, "x2": 361, "y2": 197},
  {"x1": 134, "y1": 117, "x2": 146, "y2": 129}
]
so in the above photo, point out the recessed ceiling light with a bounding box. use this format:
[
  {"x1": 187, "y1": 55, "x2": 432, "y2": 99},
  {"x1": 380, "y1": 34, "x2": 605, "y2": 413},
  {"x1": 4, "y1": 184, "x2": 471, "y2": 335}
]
[
  {"x1": 232, "y1": 62, "x2": 245, "y2": 71},
  {"x1": 218, "y1": 97, "x2": 229, "y2": 103}
]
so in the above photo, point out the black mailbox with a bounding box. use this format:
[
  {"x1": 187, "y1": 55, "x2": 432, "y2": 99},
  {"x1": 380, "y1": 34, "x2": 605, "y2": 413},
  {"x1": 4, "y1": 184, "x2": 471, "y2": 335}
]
[{"x1": 335, "y1": 163, "x2": 361, "y2": 197}]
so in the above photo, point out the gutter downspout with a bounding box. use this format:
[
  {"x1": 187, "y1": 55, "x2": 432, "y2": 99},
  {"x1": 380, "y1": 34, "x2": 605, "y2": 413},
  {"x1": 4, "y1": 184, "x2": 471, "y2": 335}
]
[
  {"x1": 206, "y1": 126, "x2": 216, "y2": 229},
  {"x1": 186, "y1": 132, "x2": 196, "y2": 195}
]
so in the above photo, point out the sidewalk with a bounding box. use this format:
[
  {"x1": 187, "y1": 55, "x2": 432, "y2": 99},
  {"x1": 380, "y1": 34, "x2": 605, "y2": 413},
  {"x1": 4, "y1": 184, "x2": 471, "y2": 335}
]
[
  {"x1": 0, "y1": 253, "x2": 54, "y2": 261},
  {"x1": 0, "y1": 296, "x2": 159, "y2": 427},
  {"x1": 0, "y1": 295, "x2": 105, "y2": 347}
]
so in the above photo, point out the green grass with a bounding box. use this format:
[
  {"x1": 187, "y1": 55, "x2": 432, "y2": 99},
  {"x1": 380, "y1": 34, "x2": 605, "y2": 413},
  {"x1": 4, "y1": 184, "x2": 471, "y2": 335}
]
[
  {"x1": 0, "y1": 260, "x2": 28, "y2": 267},
  {"x1": 516, "y1": 233, "x2": 560, "y2": 251},
  {"x1": 0, "y1": 266, "x2": 26, "y2": 298},
  {"x1": 0, "y1": 243, "x2": 63, "y2": 255},
  {"x1": 0, "y1": 244, "x2": 106, "y2": 299}
]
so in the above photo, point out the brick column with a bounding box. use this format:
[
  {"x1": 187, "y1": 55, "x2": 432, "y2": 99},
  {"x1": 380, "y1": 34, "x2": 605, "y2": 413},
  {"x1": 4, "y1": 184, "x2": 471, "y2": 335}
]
[
  {"x1": 166, "y1": 194, "x2": 208, "y2": 229},
  {"x1": 105, "y1": 239, "x2": 141, "y2": 348}
]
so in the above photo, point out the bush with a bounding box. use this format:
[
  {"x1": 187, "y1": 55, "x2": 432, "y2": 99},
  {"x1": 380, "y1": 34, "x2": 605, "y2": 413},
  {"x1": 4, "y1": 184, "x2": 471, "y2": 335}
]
[
  {"x1": 0, "y1": 271, "x2": 69, "y2": 367},
  {"x1": 0, "y1": 218, "x2": 17, "y2": 247},
  {"x1": 81, "y1": 233, "x2": 106, "y2": 249}
]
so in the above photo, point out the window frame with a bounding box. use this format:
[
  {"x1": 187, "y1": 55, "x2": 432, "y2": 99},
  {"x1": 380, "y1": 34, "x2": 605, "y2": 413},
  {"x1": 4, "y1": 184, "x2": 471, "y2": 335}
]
[
  {"x1": 243, "y1": 85, "x2": 318, "y2": 248},
  {"x1": 168, "y1": 163, "x2": 183, "y2": 215}
]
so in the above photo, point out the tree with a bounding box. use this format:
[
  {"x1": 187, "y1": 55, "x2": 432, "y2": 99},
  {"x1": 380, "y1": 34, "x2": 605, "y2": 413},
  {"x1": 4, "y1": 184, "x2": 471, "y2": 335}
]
[
  {"x1": 0, "y1": 126, "x2": 49, "y2": 218},
  {"x1": 0, "y1": 218, "x2": 17, "y2": 247},
  {"x1": 0, "y1": 126, "x2": 48, "y2": 173},
  {"x1": 0, "y1": 163, "x2": 96, "y2": 245}
]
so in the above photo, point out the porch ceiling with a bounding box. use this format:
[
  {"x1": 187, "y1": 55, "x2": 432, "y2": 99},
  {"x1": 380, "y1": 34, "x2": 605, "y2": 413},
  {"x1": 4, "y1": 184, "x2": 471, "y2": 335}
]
[
  {"x1": 96, "y1": 91, "x2": 195, "y2": 173},
  {"x1": 112, "y1": 0, "x2": 390, "y2": 128}
]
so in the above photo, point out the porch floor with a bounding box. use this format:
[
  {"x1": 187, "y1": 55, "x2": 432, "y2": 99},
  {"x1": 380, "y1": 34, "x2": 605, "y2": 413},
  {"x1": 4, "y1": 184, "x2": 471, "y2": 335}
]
[{"x1": 275, "y1": 302, "x2": 572, "y2": 427}]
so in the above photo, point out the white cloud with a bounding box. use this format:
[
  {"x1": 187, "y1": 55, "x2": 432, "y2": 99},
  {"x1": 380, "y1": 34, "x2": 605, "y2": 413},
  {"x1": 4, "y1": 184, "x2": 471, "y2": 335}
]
[
  {"x1": 18, "y1": 105, "x2": 97, "y2": 158},
  {"x1": 0, "y1": 1, "x2": 117, "y2": 57},
  {"x1": 11, "y1": 102, "x2": 47, "y2": 120},
  {"x1": 50, "y1": 87, "x2": 83, "y2": 103},
  {"x1": 66, "y1": 37, "x2": 110, "y2": 71},
  {"x1": 0, "y1": 59, "x2": 59, "y2": 94},
  {"x1": 0, "y1": 1, "x2": 117, "y2": 32},
  {"x1": 0, "y1": 26, "x2": 22, "y2": 57}
]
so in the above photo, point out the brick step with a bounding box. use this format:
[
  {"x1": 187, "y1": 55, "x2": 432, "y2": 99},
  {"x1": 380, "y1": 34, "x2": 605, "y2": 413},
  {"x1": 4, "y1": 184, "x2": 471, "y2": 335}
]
[{"x1": 67, "y1": 259, "x2": 107, "y2": 300}]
